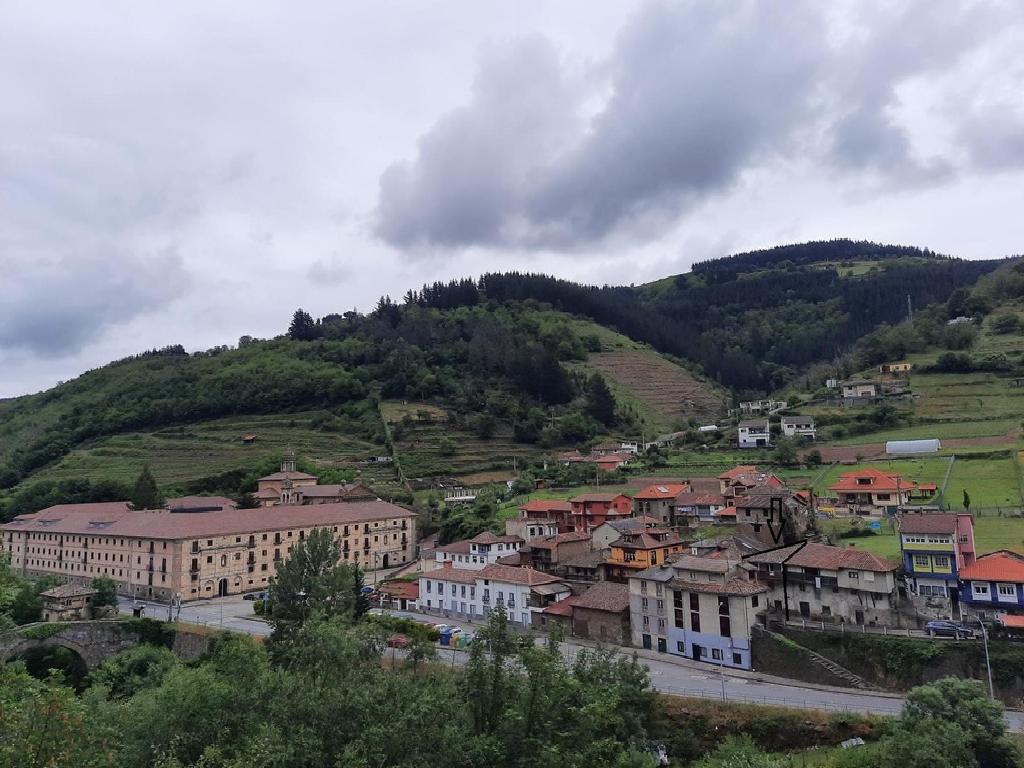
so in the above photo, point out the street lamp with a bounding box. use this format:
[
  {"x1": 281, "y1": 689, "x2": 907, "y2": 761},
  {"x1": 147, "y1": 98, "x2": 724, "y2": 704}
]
[{"x1": 973, "y1": 618, "x2": 995, "y2": 699}]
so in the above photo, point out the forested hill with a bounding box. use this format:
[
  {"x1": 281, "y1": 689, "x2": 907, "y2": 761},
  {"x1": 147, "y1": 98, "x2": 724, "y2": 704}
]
[{"x1": 0, "y1": 239, "x2": 1006, "y2": 508}]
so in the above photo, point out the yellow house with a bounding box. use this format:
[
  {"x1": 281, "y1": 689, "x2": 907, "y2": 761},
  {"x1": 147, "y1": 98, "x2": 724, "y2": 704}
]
[{"x1": 606, "y1": 527, "x2": 686, "y2": 582}]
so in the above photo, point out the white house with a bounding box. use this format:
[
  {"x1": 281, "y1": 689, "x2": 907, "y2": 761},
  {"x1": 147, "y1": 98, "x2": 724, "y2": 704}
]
[
  {"x1": 426, "y1": 531, "x2": 524, "y2": 572},
  {"x1": 737, "y1": 419, "x2": 770, "y2": 449},
  {"x1": 738, "y1": 399, "x2": 786, "y2": 415},
  {"x1": 419, "y1": 562, "x2": 571, "y2": 626},
  {"x1": 841, "y1": 379, "x2": 880, "y2": 399},
  {"x1": 780, "y1": 415, "x2": 815, "y2": 440}
]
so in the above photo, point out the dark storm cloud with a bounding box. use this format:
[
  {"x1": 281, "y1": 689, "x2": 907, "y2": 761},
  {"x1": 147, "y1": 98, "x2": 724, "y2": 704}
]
[
  {"x1": 374, "y1": 1, "x2": 1024, "y2": 251},
  {"x1": 0, "y1": 250, "x2": 189, "y2": 357}
]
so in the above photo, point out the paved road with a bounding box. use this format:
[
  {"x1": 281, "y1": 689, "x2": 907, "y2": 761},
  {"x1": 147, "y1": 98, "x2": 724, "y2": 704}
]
[
  {"x1": 117, "y1": 595, "x2": 272, "y2": 637},
  {"x1": 118, "y1": 596, "x2": 1024, "y2": 730}
]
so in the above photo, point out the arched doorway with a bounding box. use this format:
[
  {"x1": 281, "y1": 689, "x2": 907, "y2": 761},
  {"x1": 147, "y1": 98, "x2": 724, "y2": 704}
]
[
  {"x1": 381, "y1": 553, "x2": 389, "y2": 569},
  {"x1": 217, "y1": 578, "x2": 228, "y2": 597}
]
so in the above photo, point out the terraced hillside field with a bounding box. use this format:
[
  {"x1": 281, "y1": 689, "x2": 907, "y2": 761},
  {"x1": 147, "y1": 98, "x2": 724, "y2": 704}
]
[
  {"x1": 587, "y1": 350, "x2": 726, "y2": 429},
  {"x1": 13, "y1": 412, "x2": 403, "y2": 496}
]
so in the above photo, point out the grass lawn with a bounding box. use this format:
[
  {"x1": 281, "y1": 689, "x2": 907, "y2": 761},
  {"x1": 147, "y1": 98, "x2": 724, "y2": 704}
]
[
  {"x1": 829, "y1": 418, "x2": 1020, "y2": 446},
  {"x1": 824, "y1": 516, "x2": 1024, "y2": 559},
  {"x1": 944, "y1": 455, "x2": 1022, "y2": 510}
]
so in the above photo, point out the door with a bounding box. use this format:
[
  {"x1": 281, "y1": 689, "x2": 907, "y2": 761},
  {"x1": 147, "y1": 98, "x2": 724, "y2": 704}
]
[
  {"x1": 382, "y1": 553, "x2": 389, "y2": 569},
  {"x1": 855, "y1": 609, "x2": 864, "y2": 625},
  {"x1": 657, "y1": 637, "x2": 667, "y2": 653},
  {"x1": 642, "y1": 634, "x2": 652, "y2": 650},
  {"x1": 692, "y1": 644, "x2": 704, "y2": 660},
  {"x1": 218, "y1": 578, "x2": 228, "y2": 597},
  {"x1": 799, "y1": 601, "x2": 810, "y2": 618}
]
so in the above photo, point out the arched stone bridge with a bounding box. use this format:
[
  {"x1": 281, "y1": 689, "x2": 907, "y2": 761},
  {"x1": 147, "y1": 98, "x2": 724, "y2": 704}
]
[{"x1": 0, "y1": 620, "x2": 212, "y2": 669}]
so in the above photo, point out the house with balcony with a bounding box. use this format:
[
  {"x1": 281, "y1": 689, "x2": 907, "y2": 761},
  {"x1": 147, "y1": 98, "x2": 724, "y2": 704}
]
[
  {"x1": 958, "y1": 550, "x2": 1024, "y2": 617},
  {"x1": 520, "y1": 531, "x2": 593, "y2": 573},
  {"x1": 737, "y1": 419, "x2": 771, "y2": 449},
  {"x1": 780, "y1": 416, "x2": 816, "y2": 441},
  {"x1": 604, "y1": 527, "x2": 686, "y2": 582},
  {"x1": 418, "y1": 562, "x2": 571, "y2": 626},
  {"x1": 632, "y1": 483, "x2": 692, "y2": 527},
  {"x1": 673, "y1": 492, "x2": 727, "y2": 527},
  {"x1": 628, "y1": 555, "x2": 767, "y2": 668},
  {"x1": 514, "y1": 499, "x2": 574, "y2": 534},
  {"x1": 718, "y1": 466, "x2": 785, "y2": 499},
  {"x1": 568, "y1": 493, "x2": 632, "y2": 533},
  {"x1": 828, "y1": 468, "x2": 912, "y2": 515},
  {"x1": 746, "y1": 541, "x2": 899, "y2": 625},
  {"x1": 428, "y1": 531, "x2": 524, "y2": 571},
  {"x1": 898, "y1": 513, "x2": 976, "y2": 603}
]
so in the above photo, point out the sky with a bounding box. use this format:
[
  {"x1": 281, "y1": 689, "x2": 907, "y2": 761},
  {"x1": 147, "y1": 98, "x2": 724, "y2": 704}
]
[{"x1": 2, "y1": 1, "x2": 1024, "y2": 398}]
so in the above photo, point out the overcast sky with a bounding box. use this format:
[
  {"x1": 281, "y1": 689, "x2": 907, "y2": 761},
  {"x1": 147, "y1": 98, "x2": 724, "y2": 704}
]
[{"x1": 3, "y1": 1, "x2": 1024, "y2": 398}]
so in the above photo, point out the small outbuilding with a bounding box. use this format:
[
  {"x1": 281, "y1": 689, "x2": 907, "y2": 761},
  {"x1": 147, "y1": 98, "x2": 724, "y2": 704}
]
[{"x1": 40, "y1": 583, "x2": 97, "y2": 622}]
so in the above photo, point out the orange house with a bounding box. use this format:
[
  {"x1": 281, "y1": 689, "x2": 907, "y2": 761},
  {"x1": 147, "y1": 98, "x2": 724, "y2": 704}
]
[{"x1": 605, "y1": 527, "x2": 686, "y2": 582}]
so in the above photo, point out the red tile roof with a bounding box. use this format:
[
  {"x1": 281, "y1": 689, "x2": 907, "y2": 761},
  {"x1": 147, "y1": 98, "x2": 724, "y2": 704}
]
[
  {"x1": 542, "y1": 595, "x2": 580, "y2": 616},
  {"x1": 829, "y1": 467, "x2": 907, "y2": 493},
  {"x1": 166, "y1": 496, "x2": 238, "y2": 510},
  {"x1": 671, "y1": 577, "x2": 768, "y2": 595},
  {"x1": 478, "y1": 563, "x2": 562, "y2": 586},
  {"x1": 897, "y1": 513, "x2": 964, "y2": 534},
  {"x1": 748, "y1": 542, "x2": 896, "y2": 572},
  {"x1": 634, "y1": 483, "x2": 690, "y2": 500},
  {"x1": 570, "y1": 493, "x2": 630, "y2": 503},
  {"x1": 258, "y1": 470, "x2": 317, "y2": 481},
  {"x1": 520, "y1": 499, "x2": 573, "y2": 513},
  {"x1": 378, "y1": 580, "x2": 419, "y2": 600},
  {"x1": 469, "y1": 531, "x2": 523, "y2": 545},
  {"x1": 426, "y1": 567, "x2": 479, "y2": 585},
  {"x1": 573, "y1": 581, "x2": 630, "y2": 613},
  {"x1": 2, "y1": 500, "x2": 415, "y2": 540},
  {"x1": 718, "y1": 465, "x2": 759, "y2": 480},
  {"x1": 715, "y1": 506, "x2": 738, "y2": 518},
  {"x1": 1000, "y1": 614, "x2": 1024, "y2": 628},
  {"x1": 612, "y1": 530, "x2": 685, "y2": 550},
  {"x1": 674, "y1": 492, "x2": 726, "y2": 507},
  {"x1": 960, "y1": 551, "x2": 1024, "y2": 583},
  {"x1": 529, "y1": 531, "x2": 592, "y2": 549}
]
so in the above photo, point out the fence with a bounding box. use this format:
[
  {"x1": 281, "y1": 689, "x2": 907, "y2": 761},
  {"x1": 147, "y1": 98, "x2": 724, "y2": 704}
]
[{"x1": 651, "y1": 684, "x2": 904, "y2": 716}]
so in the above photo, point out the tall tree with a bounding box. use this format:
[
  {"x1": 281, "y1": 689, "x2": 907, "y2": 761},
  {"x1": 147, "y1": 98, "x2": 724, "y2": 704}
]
[
  {"x1": 963, "y1": 489, "x2": 971, "y2": 512},
  {"x1": 91, "y1": 576, "x2": 118, "y2": 610},
  {"x1": 268, "y1": 527, "x2": 355, "y2": 639},
  {"x1": 585, "y1": 372, "x2": 616, "y2": 426},
  {"x1": 352, "y1": 565, "x2": 370, "y2": 620},
  {"x1": 288, "y1": 308, "x2": 318, "y2": 341},
  {"x1": 129, "y1": 466, "x2": 162, "y2": 510}
]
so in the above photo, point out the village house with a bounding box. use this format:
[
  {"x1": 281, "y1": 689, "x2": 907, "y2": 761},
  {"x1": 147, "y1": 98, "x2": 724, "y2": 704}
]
[
  {"x1": 746, "y1": 542, "x2": 899, "y2": 625},
  {"x1": 1, "y1": 498, "x2": 417, "y2": 602},
  {"x1": 570, "y1": 581, "x2": 631, "y2": 644},
  {"x1": 898, "y1": 513, "x2": 976, "y2": 603},
  {"x1": 879, "y1": 362, "x2": 913, "y2": 376},
  {"x1": 738, "y1": 399, "x2": 786, "y2": 415},
  {"x1": 560, "y1": 549, "x2": 610, "y2": 583},
  {"x1": 604, "y1": 527, "x2": 686, "y2": 582},
  {"x1": 689, "y1": 534, "x2": 768, "y2": 560},
  {"x1": 418, "y1": 562, "x2": 571, "y2": 626},
  {"x1": 737, "y1": 419, "x2": 771, "y2": 449},
  {"x1": 628, "y1": 555, "x2": 767, "y2": 668},
  {"x1": 426, "y1": 531, "x2": 524, "y2": 572},
  {"x1": 734, "y1": 490, "x2": 811, "y2": 547},
  {"x1": 560, "y1": 450, "x2": 632, "y2": 472},
  {"x1": 514, "y1": 499, "x2": 574, "y2": 534},
  {"x1": 959, "y1": 551, "x2": 1024, "y2": 618},
  {"x1": 39, "y1": 583, "x2": 98, "y2": 622},
  {"x1": 717, "y1": 466, "x2": 785, "y2": 499},
  {"x1": 828, "y1": 468, "x2": 913, "y2": 514},
  {"x1": 591, "y1": 516, "x2": 660, "y2": 550},
  {"x1": 673, "y1": 492, "x2": 727, "y2": 527},
  {"x1": 780, "y1": 415, "x2": 816, "y2": 441},
  {"x1": 632, "y1": 482, "x2": 692, "y2": 527},
  {"x1": 519, "y1": 531, "x2": 593, "y2": 573},
  {"x1": 841, "y1": 379, "x2": 881, "y2": 401},
  {"x1": 568, "y1": 493, "x2": 633, "y2": 533},
  {"x1": 714, "y1": 506, "x2": 738, "y2": 524},
  {"x1": 377, "y1": 579, "x2": 419, "y2": 611}
]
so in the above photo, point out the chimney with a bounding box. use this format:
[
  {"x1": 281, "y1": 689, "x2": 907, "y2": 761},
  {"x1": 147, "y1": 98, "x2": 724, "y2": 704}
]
[{"x1": 442, "y1": 560, "x2": 453, "y2": 569}]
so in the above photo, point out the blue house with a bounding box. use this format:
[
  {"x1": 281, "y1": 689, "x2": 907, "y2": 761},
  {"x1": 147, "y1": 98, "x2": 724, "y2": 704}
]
[{"x1": 959, "y1": 550, "x2": 1024, "y2": 615}]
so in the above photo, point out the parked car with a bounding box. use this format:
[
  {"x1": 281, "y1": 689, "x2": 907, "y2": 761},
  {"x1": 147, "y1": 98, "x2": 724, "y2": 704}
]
[
  {"x1": 926, "y1": 620, "x2": 974, "y2": 639},
  {"x1": 243, "y1": 591, "x2": 268, "y2": 601},
  {"x1": 386, "y1": 634, "x2": 410, "y2": 649}
]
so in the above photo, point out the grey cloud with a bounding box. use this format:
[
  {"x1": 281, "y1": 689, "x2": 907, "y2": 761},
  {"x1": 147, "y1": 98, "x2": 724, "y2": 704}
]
[
  {"x1": 0, "y1": 249, "x2": 189, "y2": 357},
  {"x1": 374, "y1": 1, "x2": 1024, "y2": 251}
]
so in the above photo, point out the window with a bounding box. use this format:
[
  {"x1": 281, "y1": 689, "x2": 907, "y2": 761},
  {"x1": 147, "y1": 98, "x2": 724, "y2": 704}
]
[
  {"x1": 933, "y1": 556, "x2": 950, "y2": 569},
  {"x1": 847, "y1": 570, "x2": 859, "y2": 580},
  {"x1": 657, "y1": 618, "x2": 665, "y2": 630},
  {"x1": 426, "y1": 581, "x2": 431, "y2": 594},
  {"x1": 822, "y1": 606, "x2": 831, "y2": 616},
  {"x1": 641, "y1": 597, "x2": 649, "y2": 609},
  {"x1": 642, "y1": 615, "x2": 649, "y2": 627},
  {"x1": 711, "y1": 648, "x2": 722, "y2": 661},
  {"x1": 677, "y1": 641, "x2": 685, "y2": 653},
  {"x1": 913, "y1": 555, "x2": 930, "y2": 568},
  {"x1": 751, "y1": 596, "x2": 759, "y2": 608},
  {"x1": 655, "y1": 583, "x2": 663, "y2": 597},
  {"x1": 719, "y1": 615, "x2": 731, "y2": 638},
  {"x1": 998, "y1": 584, "x2": 1016, "y2": 596},
  {"x1": 973, "y1": 583, "x2": 990, "y2": 596},
  {"x1": 640, "y1": 580, "x2": 647, "y2": 594},
  {"x1": 657, "y1": 599, "x2": 664, "y2": 613},
  {"x1": 732, "y1": 653, "x2": 742, "y2": 665}
]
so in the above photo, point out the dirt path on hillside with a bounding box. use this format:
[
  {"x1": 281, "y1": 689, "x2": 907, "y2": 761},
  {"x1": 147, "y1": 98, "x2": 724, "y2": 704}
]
[{"x1": 807, "y1": 428, "x2": 1021, "y2": 463}]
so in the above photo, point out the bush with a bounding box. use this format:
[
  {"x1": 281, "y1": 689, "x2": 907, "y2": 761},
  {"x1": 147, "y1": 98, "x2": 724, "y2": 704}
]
[{"x1": 991, "y1": 314, "x2": 1020, "y2": 335}]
